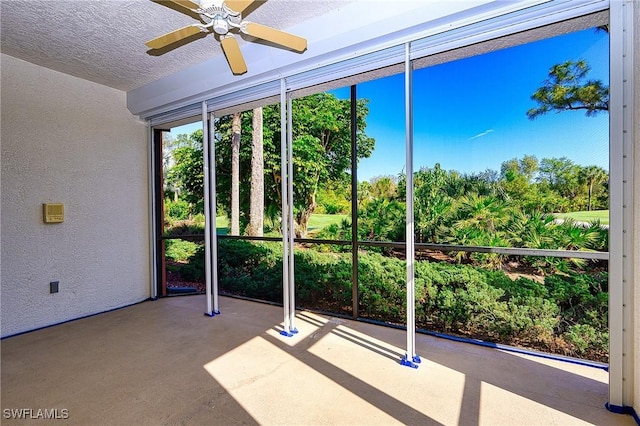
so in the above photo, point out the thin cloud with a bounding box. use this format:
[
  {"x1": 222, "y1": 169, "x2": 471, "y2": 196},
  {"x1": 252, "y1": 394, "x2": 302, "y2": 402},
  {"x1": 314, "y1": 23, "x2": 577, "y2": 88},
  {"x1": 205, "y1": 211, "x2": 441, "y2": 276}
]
[{"x1": 469, "y1": 129, "x2": 495, "y2": 140}]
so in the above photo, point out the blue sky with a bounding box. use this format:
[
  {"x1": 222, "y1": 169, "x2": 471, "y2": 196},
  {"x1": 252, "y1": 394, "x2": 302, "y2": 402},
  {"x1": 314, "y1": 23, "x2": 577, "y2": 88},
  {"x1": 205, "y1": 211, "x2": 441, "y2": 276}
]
[{"x1": 173, "y1": 27, "x2": 609, "y2": 182}]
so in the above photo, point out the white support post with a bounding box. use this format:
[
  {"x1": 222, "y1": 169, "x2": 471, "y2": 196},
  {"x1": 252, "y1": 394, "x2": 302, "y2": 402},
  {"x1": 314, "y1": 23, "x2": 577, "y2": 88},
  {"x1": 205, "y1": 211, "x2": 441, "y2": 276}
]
[
  {"x1": 280, "y1": 79, "x2": 292, "y2": 336},
  {"x1": 203, "y1": 102, "x2": 215, "y2": 317},
  {"x1": 607, "y1": 0, "x2": 634, "y2": 411},
  {"x1": 619, "y1": 0, "x2": 635, "y2": 408},
  {"x1": 202, "y1": 102, "x2": 215, "y2": 317},
  {"x1": 148, "y1": 121, "x2": 158, "y2": 300},
  {"x1": 402, "y1": 42, "x2": 420, "y2": 368},
  {"x1": 209, "y1": 112, "x2": 220, "y2": 314},
  {"x1": 287, "y1": 94, "x2": 297, "y2": 333}
]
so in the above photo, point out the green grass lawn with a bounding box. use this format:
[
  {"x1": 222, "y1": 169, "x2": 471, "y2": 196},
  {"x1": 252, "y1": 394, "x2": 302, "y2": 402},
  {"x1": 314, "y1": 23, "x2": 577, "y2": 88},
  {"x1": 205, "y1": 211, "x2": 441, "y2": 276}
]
[
  {"x1": 555, "y1": 210, "x2": 609, "y2": 225},
  {"x1": 215, "y1": 213, "x2": 349, "y2": 236},
  {"x1": 307, "y1": 214, "x2": 349, "y2": 234},
  {"x1": 216, "y1": 216, "x2": 229, "y2": 235}
]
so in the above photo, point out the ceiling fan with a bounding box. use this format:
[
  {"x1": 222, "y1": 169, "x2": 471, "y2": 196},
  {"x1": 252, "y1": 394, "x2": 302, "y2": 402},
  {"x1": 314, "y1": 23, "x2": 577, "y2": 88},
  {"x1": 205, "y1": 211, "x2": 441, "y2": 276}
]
[{"x1": 146, "y1": 0, "x2": 307, "y2": 75}]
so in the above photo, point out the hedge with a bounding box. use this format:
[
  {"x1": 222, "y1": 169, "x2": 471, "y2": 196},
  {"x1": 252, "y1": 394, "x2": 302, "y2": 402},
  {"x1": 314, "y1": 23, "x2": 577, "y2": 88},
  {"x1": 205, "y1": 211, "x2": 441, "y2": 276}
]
[{"x1": 177, "y1": 239, "x2": 608, "y2": 361}]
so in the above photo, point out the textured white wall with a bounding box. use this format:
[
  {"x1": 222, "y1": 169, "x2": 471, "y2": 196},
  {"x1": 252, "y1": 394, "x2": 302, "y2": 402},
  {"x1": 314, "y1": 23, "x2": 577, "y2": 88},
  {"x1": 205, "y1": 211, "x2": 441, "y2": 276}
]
[{"x1": 1, "y1": 54, "x2": 150, "y2": 337}]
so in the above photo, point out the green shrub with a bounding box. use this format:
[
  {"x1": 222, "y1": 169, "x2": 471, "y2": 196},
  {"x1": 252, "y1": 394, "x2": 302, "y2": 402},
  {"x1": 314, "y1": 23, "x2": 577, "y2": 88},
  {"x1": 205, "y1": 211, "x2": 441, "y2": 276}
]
[
  {"x1": 295, "y1": 249, "x2": 352, "y2": 311},
  {"x1": 180, "y1": 244, "x2": 205, "y2": 282},
  {"x1": 165, "y1": 239, "x2": 199, "y2": 262},
  {"x1": 317, "y1": 187, "x2": 351, "y2": 214},
  {"x1": 315, "y1": 222, "x2": 349, "y2": 241},
  {"x1": 358, "y1": 253, "x2": 406, "y2": 322},
  {"x1": 165, "y1": 198, "x2": 191, "y2": 221},
  {"x1": 484, "y1": 271, "x2": 549, "y2": 299},
  {"x1": 564, "y1": 324, "x2": 608, "y2": 356},
  {"x1": 413, "y1": 262, "x2": 558, "y2": 340},
  {"x1": 216, "y1": 240, "x2": 282, "y2": 302},
  {"x1": 164, "y1": 217, "x2": 205, "y2": 236},
  {"x1": 174, "y1": 239, "x2": 607, "y2": 361}
]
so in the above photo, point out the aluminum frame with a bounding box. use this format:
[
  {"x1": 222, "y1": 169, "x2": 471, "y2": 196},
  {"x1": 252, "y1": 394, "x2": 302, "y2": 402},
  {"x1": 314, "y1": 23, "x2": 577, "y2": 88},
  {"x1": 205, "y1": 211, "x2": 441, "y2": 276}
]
[
  {"x1": 150, "y1": 0, "x2": 631, "y2": 400},
  {"x1": 280, "y1": 79, "x2": 293, "y2": 335},
  {"x1": 619, "y1": 0, "x2": 635, "y2": 408},
  {"x1": 350, "y1": 85, "x2": 359, "y2": 319},
  {"x1": 202, "y1": 102, "x2": 214, "y2": 316},
  {"x1": 287, "y1": 94, "x2": 297, "y2": 332},
  {"x1": 404, "y1": 42, "x2": 418, "y2": 367},
  {"x1": 607, "y1": 0, "x2": 634, "y2": 409},
  {"x1": 147, "y1": 122, "x2": 158, "y2": 300},
  {"x1": 209, "y1": 112, "x2": 220, "y2": 314}
]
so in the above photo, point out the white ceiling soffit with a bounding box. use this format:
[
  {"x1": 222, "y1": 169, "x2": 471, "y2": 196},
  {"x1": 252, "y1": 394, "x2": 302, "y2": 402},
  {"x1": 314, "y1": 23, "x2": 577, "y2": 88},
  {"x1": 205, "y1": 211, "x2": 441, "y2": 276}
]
[
  {"x1": 130, "y1": 0, "x2": 609, "y2": 120},
  {"x1": 0, "y1": 0, "x2": 351, "y2": 92},
  {"x1": 128, "y1": 0, "x2": 507, "y2": 118}
]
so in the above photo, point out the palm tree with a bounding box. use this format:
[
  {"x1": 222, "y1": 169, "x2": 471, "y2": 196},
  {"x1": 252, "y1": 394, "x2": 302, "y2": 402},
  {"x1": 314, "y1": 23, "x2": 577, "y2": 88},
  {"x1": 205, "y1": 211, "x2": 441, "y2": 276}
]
[
  {"x1": 578, "y1": 165, "x2": 607, "y2": 211},
  {"x1": 507, "y1": 209, "x2": 556, "y2": 249},
  {"x1": 554, "y1": 218, "x2": 599, "y2": 251},
  {"x1": 248, "y1": 107, "x2": 264, "y2": 236},
  {"x1": 452, "y1": 194, "x2": 512, "y2": 234},
  {"x1": 359, "y1": 198, "x2": 405, "y2": 242},
  {"x1": 230, "y1": 112, "x2": 241, "y2": 235}
]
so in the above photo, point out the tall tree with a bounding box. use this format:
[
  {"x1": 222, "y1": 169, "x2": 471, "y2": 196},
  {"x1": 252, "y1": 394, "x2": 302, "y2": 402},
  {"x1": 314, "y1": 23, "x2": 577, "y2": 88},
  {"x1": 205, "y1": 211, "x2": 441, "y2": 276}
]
[
  {"x1": 369, "y1": 175, "x2": 398, "y2": 200},
  {"x1": 519, "y1": 155, "x2": 539, "y2": 181},
  {"x1": 214, "y1": 109, "x2": 278, "y2": 232},
  {"x1": 165, "y1": 130, "x2": 204, "y2": 212},
  {"x1": 214, "y1": 94, "x2": 374, "y2": 237},
  {"x1": 500, "y1": 155, "x2": 538, "y2": 200},
  {"x1": 230, "y1": 112, "x2": 241, "y2": 235},
  {"x1": 247, "y1": 107, "x2": 264, "y2": 236},
  {"x1": 527, "y1": 60, "x2": 609, "y2": 119},
  {"x1": 289, "y1": 94, "x2": 374, "y2": 236},
  {"x1": 537, "y1": 157, "x2": 582, "y2": 204},
  {"x1": 578, "y1": 165, "x2": 607, "y2": 211},
  {"x1": 526, "y1": 45, "x2": 610, "y2": 213},
  {"x1": 413, "y1": 164, "x2": 453, "y2": 243}
]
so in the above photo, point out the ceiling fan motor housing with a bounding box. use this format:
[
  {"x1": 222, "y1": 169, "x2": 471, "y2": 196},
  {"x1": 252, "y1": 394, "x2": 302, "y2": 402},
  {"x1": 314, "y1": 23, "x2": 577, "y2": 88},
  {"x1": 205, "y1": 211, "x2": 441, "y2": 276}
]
[
  {"x1": 212, "y1": 18, "x2": 228, "y2": 34},
  {"x1": 146, "y1": 0, "x2": 307, "y2": 75},
  {"x1": 198, "y1": 0, "x2": 223, "y2": 9}
]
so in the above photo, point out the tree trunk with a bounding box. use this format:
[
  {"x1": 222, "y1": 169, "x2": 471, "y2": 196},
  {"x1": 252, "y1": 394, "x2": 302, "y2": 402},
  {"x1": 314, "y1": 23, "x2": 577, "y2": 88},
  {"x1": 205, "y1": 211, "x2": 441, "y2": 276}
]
[
  {"x1": 247, "y1": 107, "x2": 264, "y2": 236},
  {"x1": 231, "y1": 112, "x2": 241, "y2": 235},
  {"x1": 587, "y1": 181, "x2": 593, "y2": 211},
  {"x1": 295, "y1": 193, "x2": 317, "y2": 238}
]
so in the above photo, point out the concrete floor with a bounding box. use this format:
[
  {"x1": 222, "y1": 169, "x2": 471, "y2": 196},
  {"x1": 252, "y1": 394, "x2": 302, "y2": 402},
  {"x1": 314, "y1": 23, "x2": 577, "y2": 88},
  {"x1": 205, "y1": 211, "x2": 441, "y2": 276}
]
[{"x1": 1, "y1": 295, "x2": 635, "y2": 425}]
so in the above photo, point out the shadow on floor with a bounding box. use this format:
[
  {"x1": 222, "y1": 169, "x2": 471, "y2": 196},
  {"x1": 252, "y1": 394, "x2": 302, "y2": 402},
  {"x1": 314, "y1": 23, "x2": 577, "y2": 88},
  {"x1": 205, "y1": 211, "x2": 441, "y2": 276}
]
[{"x1": 1, "y1": 295, "x2": 634, "y2": 425}]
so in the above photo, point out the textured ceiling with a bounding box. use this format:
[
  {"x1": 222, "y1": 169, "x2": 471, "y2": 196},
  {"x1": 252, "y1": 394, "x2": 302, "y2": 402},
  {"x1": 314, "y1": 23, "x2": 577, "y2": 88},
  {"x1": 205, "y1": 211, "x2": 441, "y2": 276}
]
[{"x1": 0, "y1": 0, "x2": 352, "y2": 91}]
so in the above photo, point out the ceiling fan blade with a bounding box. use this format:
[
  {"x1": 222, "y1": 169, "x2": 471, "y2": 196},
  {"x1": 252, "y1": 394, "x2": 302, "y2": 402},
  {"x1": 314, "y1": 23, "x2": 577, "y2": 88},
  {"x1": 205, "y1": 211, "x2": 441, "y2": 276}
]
[
  {"x1": 243, "y1": 22, "x2": 306, "y2": 52},
  {"x1": 220, "y1": 36, "x2": 248, "y2": 75},
  {"x1": 224, "y1": 0, "x2": 257, "y2": 14},
  {"x1": 162, "y1": 0, "x2": 201, "y2": 12},
  {"x1": 145, "y1": 24, "x2": 203, "y2": 49}
]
